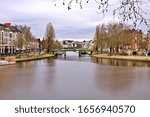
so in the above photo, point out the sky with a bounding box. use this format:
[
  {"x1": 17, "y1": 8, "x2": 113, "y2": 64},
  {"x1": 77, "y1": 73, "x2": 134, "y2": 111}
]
[{"x1": 0, "y1": 0, "x2": 150, "y2": 41}]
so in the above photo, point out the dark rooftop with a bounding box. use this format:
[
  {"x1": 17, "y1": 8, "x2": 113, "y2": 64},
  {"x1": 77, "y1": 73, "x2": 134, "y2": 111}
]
[{"x1": 0, "y1": 23, "x2": 21, "y2": 33}]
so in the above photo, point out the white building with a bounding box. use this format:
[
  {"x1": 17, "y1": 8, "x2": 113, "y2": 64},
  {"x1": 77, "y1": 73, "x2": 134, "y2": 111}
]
[
  {"x1": 62, "y1": 40, "x2": 75, "y2": 48},
  {"x1": 82, "y1": 40, "x2": 94, "y2": 49},
  {"x1": 0, "y1": 23, "x2": 21, "y2": 54}
]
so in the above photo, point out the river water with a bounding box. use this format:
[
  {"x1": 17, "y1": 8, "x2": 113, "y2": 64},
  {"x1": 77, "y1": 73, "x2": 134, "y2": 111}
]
[{"x1": 0, "y1": 52, "x2": 150, "y2": 99}]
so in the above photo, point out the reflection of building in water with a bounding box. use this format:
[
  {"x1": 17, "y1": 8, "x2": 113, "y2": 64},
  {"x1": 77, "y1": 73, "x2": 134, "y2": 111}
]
[
  {"x1": 92, "y1": 57, "x2": 150, "y2": 67},
  {"x1": 0, "y1": 23, "x2": 21, "y2": 54}
]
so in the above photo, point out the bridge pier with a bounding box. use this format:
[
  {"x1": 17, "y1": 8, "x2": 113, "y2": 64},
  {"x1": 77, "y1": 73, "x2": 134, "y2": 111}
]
[
  {"x1": 79, "y1": 51, "x2": 81, "y2": 57},
  {"x1": 64, "y1": 51, "x2": 66, "y2": 57},
  {"x1": 90, "y1": 51, "x2": 93, "y2": 55},
  {"x1": 52, "y1": 49, "x2": 92, "y2": 57}
]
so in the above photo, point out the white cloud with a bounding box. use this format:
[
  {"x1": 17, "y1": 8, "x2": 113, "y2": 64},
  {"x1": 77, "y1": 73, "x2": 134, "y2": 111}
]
[{"x1": 0, "y1": 0, "x2": 149, "y2": 40}]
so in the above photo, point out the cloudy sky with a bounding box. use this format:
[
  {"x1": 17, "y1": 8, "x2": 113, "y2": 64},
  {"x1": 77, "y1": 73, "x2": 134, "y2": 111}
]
[{"x1": 0, "y1": 0, "x2": 149, "y2": 40}]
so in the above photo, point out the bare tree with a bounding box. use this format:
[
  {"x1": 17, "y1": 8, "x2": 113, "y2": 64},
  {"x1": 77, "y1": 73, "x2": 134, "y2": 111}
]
[
  {"x1": 94, "y1": 25, "x2": 100, "y2": 53},
  {"x1": 107, "y1": 23, "x2": 123, "y2": 54},
  {"x1": 54, "y1": 40, "x2": 63, "y2": 49},
  {"x1": 141, "y1": 31, "x2": 150, "y2": 51},
  {"x1": 94, "y1": 24, "x2": 107, "y2": 53},
  {"x1": 94, "y1": 22, "x2": 134, "y2": 55},
  {"x1": 107, "y1": 22, "x2": 132, "y2": 54},
  {"x1": 51, "y1": 0, "x2": 150, "y2": 27},
  {"x1": 22, "y1": 25, "x2": 32, "y2": 54},
  {"x1": 30, "y1": 36, "x2": 37, "y2": 53},
  {"x1": 44, "y1": 23, "x2": 55, "y2": 53},
  {"x1": 16, "y1": 33, "x2": 24, "y2": 51}
]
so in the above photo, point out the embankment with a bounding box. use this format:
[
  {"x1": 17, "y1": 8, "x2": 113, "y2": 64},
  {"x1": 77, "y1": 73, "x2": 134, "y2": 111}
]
[
  {"x1": 92, "y1": 54, "x2": 150, "y2": 62},
  {"x1": 16, "y1": 54, "x2": 54, "y2": 62}
]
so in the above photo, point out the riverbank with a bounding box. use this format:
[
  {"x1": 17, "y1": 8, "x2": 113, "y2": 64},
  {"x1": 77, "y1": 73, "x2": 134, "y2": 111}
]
[
  {"x1": 16, "y1": 54, "x2": 54, "y2": 62},
  {"x1": 92, "y1": 54, "x2": 150, "y2": 62}
]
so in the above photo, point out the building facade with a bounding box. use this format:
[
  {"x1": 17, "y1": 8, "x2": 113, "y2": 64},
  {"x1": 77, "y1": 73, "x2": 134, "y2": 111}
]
[
  {"x1": 62, "y1": 40, "x2": 75, "y2": 48},
  {"x1": 82, "y1": 40, "x2": 94, "y2": 49},
  {"x1": 0, "y1": 23, "x2": 21, "y2": 55},
  {"x1": 130, "y1": 29, "x2": 143, "y2": 50},
  {"x1": 123, "y1": 29, "x2": 143, "y2": 50}
]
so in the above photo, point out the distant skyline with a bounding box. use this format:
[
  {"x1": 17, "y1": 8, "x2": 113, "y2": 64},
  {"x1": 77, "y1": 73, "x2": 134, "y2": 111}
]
[{"x1": 0, "y1": 0, "x2": 149, "y2": 40}]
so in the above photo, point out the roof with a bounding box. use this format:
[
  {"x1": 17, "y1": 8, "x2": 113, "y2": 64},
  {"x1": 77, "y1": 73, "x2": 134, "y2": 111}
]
[{"x1": 0, "y1": 23, "x2": 21, "y2": 33}]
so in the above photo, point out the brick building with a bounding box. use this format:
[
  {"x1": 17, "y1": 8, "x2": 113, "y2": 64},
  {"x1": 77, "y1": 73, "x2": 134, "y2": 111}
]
[{"x1": 123, "y1": 29, "x2": 143, "y2": 50}]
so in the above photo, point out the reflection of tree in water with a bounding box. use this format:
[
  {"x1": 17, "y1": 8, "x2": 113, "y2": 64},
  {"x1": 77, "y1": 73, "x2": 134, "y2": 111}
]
[
  {"x1": 95, "y1": 66, "x2": 135, "y2": 93},
  {"x1": 17, "y1": 61, "x2": 34, "y2": 68},
  {"x1": 0, "y1": 65, "x2": 16, "y2": 78},
  {"x1": 16, "y1": 58, "x2": 56, "y2": 69},
  {"x1": 146, "y1": 62, "x2": 150, "y2": 67},
  {"x1": 46, "y1": 58, "x2": 56, "y2": 66},
  {"x1": 92, "y1": 57, "x2": 150, "y2": 67}
]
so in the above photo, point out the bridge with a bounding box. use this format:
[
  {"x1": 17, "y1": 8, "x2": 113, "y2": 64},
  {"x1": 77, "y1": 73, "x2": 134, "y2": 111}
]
[{"x1": 51, "y1": 48, "x2": 93, "y2": 57}]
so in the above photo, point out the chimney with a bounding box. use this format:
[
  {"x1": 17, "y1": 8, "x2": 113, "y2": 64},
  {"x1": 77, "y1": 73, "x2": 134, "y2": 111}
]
[{"x1": 5, "y1": 23, "x2": 11, "y2": 28}]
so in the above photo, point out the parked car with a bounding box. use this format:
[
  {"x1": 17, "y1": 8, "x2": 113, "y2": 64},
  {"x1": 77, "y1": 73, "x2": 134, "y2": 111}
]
[
  {"x1": 147, "y1": 52, "x2": 150, "y2": 56},
  {"x1": 132, "y1": 51, "x2": 137, "y2": 56}
]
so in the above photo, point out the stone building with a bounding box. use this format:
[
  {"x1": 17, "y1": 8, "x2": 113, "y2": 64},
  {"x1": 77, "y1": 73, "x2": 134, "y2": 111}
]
[
  {"x1": 123, "y1": 29, "x2": 143, "y2": 50},
  {"x1": 0, "y1": 23, "x2": 21, "y2": 54}
]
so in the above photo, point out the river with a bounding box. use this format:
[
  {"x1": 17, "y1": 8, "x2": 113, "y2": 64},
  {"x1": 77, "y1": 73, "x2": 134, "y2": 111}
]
[{"x1": 0, "y1": 52, "x2": 150, "y2": 99}]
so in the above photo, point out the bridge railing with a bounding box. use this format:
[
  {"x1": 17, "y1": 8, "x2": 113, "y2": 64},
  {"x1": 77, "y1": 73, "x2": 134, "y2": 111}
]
[{"x1": 51, "y1": 48, "x2": 92, "y2": 52}]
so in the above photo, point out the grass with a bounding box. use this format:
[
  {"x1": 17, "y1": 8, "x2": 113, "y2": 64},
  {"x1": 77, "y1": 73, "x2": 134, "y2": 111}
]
[{"x1": 16, "y1": 54, "x2": 54, "y2": 62}]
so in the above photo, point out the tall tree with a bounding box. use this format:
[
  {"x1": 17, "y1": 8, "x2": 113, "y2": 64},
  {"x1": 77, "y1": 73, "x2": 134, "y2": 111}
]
[
  {"x1": 22, "y1": 25, "x2": 32, "y2": 54},
  {"x1": 94, "y1": 25, "x2": 100, "y2": 53},
  {"x1": 16, "y1": 33, "x2": 24, "y2": 51},
  {"x1": 139, "y1": 31, "x2": 150, "y2": 51},
  {"x1": 94, "y1": 24, "x2": 107, "y2": 53},
  {"x1": 44, "y1": 23, "x2": 55, "y2": 53},
  {"x1": 107, "y1": 23, "x2": 125, "y2": 54},
  {"x1": 94, "y1": 22, "x2": 132, "y2": 55}
]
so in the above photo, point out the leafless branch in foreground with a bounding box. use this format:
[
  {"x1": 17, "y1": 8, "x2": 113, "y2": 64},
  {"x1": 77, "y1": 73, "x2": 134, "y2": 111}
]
[{"x1": 50, "y1": 0, "x2": 150, "y2": 28}]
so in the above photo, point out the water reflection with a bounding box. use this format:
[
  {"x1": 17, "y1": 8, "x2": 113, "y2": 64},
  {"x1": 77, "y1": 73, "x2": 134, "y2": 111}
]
[
  {"x1": 0, "y1": 52, "x2": 150, "y2": 99},
  {"x1": 57, "y1": 52, "x2": 92, "y2": 62},
  {"x1": 92, "y1": 57, "x2": 150, "y2": 67},
  {"x1": 95, "y1": 66, "x2": 135, "y2": 92}
]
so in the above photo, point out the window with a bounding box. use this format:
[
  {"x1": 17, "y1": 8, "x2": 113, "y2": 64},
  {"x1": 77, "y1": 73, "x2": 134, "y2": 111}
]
[{"x1": 9, "y1": 33, "x2": 12, "y2": 38}]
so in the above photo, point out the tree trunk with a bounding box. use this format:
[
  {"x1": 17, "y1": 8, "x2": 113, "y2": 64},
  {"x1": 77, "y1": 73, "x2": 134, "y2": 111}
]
[
  {"x1": 116, "y1": 46, "x2": 119, "y2": 54},
  {"x1": 100, "y1": 47, "x2": 103, "y2": 54},
  {"x1": 109, "y1": 47, "x2": 112, "y2": 55}
]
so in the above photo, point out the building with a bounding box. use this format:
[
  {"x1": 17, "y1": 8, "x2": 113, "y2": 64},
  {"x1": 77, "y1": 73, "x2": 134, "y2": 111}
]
[
  {"x1": 29, "y1": 39, "x2": 40, "y2": 52},
  {"x1": 145, "y1": 31, "x2": 150, "y2": 51},
  {"x1": 82, "y1": 40, "x2": 94, "y2": 49},
  {"x1": 61, "y1": 40, "x2": 94, "y2": 49},
  {"x1": 0, "y1": 23, "x2": 21, "y2": 55},
  {"x1": 123, "y1": 29, "x2": 143, "y2": 50},
  {"x1": 62, "y1": 40, "x2": 75, "y2": 48},
  {"x1": 130, "y1": 29, "x2": 143, "y2": 50},
  {"x1": 73, "y1": 41, "x2": 83, "y2": 48}
]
